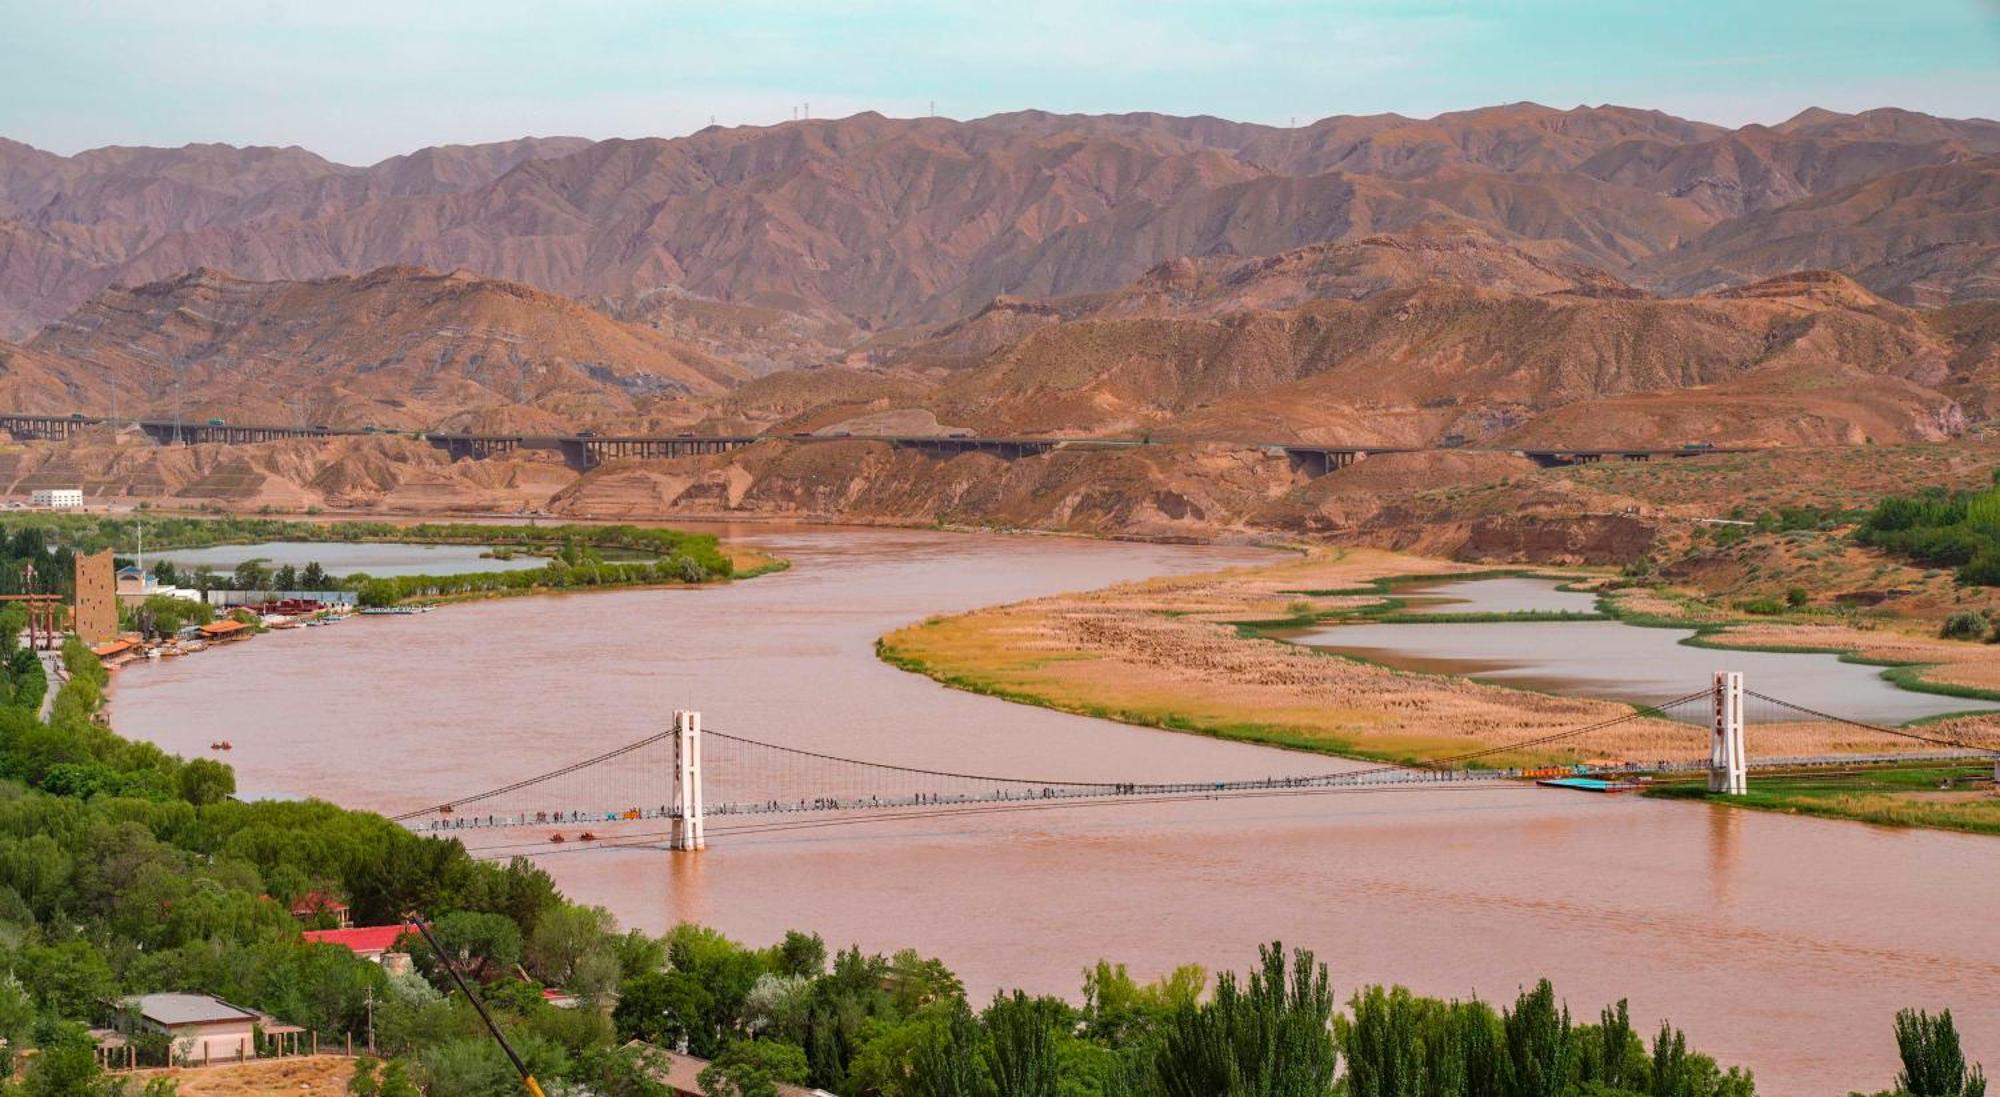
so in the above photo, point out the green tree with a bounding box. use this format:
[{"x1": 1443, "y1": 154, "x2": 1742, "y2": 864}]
[
  {"x1": 1500, "y1": 981, "x2": 1570, "y2": 1097},
  {"x1": 526, "y1": 904, "x2": 620, "y2": 999},
  {"x1": 417, "y1": 1033, "x2": 568, "y2": 1097},
  {"x1": 232, "y1": 559, "x2": 273, "y2": 592},
  {"x1": 348, "y1": 1056, "x2": 420, "y2": 1097},
  {"x1": 357, "y1": 579, "x2": 400, "y2": 608},
  {"x1": 176, "y1": 757, "x2": 237, "y2": 806},
  {"x1": 301, "y1": 561, "x2": 329, "y2": 589},
  {"x1": 775, "y1": 930, "x2": 828, "y2": 978},
  {"x1": 699, "y1": 1040, "x2": 811, "y2": 1097},
  {"x1": 419, "y1": 911, "x2": 522, "y2": 983},
  {"x1": 1895, "y1": 1009, "x2": 1986, "y2": 1097},
  {"x1": 1081, "y1": 960, "x2": 1203, "y2": 1051},
  {"x1": 20, "y1": 1027, "x2": 111, "y2": 1097},
  {"x1": 1584, "y1": 999, "x2": 1649, "y2": 1093},
  {"x1": 983, "y1": 991, "x2": 1066, "y2": 1097},
  {"x1": 888, "y1": 949, "x2": 965, "y2": 1015},
  {"x1": 579, "y1": 1045, "x2": 674, "y2": 1097},
  {"x1": 1154, "y1": 943, "x2": 1337, "y2": 1097},
  {"x1": 1648, "y1": 1024, "x2": 1754, "y2": 1097},
  {"x1": 907, "y1": 1000, "x2": 987, "y2": 1097},
  {"x1": 1340, "y1": 986, "x2": 1429, "y2": 1097},
  {"x1": 615, "y1": 970, "x2": 718, "y2": 1056},
  {"x1": 802, "y1": 947, "x2": 892, "y2": 1091}
]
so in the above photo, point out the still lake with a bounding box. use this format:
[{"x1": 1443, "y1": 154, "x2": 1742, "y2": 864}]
[
  {"x1": 1283, "y1": 576, "x2": 1997, "y2": 724},
  {"x1": 151, "y1": 540, "x2": 547, "y2": 578}
]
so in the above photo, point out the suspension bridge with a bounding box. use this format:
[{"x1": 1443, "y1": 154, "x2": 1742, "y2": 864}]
[{"x1": 390, "y1": 673, "x2": 2000, "y2": 852}]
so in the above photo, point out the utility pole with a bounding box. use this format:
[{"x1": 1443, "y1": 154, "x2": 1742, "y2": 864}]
[{"x1": 364, "y1": 986, "x2": 376, "y2": 1053}]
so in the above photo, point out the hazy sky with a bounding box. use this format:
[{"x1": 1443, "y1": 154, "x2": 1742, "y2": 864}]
[{"x1": 5, "y1": 0, "x2": 1998, "y2": 164}]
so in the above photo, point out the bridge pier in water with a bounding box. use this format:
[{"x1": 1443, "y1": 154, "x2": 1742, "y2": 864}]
[
  {"x1": 1709, "y1": 671, "x2": 1747, "y2": 795},
  {"x1": 671, "y1": 710, "x2": 705, "y2": 851}
]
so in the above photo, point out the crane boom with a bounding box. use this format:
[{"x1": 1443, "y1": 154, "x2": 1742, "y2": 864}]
[{"x1": 403, "y1": 911, "x2": 548, "y2": 1097}]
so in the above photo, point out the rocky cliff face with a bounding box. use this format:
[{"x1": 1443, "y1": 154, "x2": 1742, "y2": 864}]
[
  {"x1": 22, "y1": 266, "x2": 743, "y2": 429},
  {"x1": 4, "y1": 104, "x2": 1996, "y2": 338},
  {"x1": 903, "y1": 246, "x2": 1974, "y2": 447}
]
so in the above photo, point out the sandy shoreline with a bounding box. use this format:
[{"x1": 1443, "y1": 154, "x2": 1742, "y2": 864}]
[{"x1": 879, "y1": 547, "x2": 2000, "y2": 767}]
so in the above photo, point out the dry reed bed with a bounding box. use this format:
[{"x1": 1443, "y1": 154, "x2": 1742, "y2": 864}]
[
  {"x1": 1707, "y1": 620, "x2": 2000, "y2": 692},
  {"x1": 886, "y1": 549, "x2": 1969, "y2": 765}
]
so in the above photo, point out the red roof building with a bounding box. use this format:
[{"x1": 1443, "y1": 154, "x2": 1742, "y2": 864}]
[
  {"x1": 303, "y1": 923, "x2": 415, "y2": 973},
  {"x1": 288, "y1": 890, "x2": 351, "y2": 928}
]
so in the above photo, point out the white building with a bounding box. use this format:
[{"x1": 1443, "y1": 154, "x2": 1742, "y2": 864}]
[
  {"x1": 28, "y1": 487, "x2": 82, "y2": 509},
  {"x1": 115, "y1": 566, "x2": 202, "y2": 606},
  {"x1": 119, "y1": 993, "x2": 259, "y2": 1064}
]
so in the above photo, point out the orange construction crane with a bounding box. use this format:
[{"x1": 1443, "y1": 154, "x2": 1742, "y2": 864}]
[{"x1": 402, "y1": 911, "x2": 548, "y2": 1097}]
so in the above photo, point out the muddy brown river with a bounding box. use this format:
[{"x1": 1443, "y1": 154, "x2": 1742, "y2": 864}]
[{"x1": 110, "y1": 527, "x2": 1996, "y2": 1095}]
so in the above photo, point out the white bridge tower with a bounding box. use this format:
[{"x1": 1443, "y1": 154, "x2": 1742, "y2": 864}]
[
  {"x1": 1709, "y1": 671, "x2": 1747, "y2": 795},
  {"x1": 671, "y1": 710, "x2": 705, "y2": 850}
]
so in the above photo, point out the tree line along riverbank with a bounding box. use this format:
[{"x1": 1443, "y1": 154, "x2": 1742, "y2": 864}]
[{"x1": 0, "y1": 514, "x2": 780, "y2": 608}]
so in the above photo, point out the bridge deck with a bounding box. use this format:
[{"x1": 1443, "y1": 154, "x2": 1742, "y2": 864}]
[{"x1": 402, "y1": 747, "x2": 1991, "y2": 834}]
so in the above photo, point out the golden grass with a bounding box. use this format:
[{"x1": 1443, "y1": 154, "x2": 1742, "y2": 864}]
[
  {"x1": 1811, "y1": 793, "x2": 2000, "y2": 832},
  {"x1": 1704, "y1": 620, "x2": 2000, "y2": 692},
  {"x1": 126, "y1": 1056, "x2": 355, "y2": 1095},
  {"x1": 882, "y1": 548, "x2": 1981, "y2": 767}
]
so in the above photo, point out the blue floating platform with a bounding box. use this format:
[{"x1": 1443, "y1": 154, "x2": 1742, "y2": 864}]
[{"x1": 1536, "y1": 776, "x2": 1643, "y2": 794}]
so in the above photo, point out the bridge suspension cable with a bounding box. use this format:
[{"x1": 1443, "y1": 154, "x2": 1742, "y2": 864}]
[
  {"x1": 1744, "y1": 690, "x2": 2000, "y2": 755},
  {"x1": 392, "y1": 680, "x2": 2000, "y2": 846},
  {"x1": 394, "y1": 689, "x2": 1718, "y2": 836},
  {"x1": 456, "y1": 779, "x2": 1538, "y2": 861}
]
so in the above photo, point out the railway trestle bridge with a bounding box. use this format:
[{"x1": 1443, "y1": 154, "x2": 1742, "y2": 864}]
[{"x1": 0, "y1": 411, "x2": 1752, "y2": 476}]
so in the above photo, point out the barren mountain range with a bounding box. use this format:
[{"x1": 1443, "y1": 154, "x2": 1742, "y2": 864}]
[
  {"x1": 1, "y1": 103, "x2": 1998, "y2": 545},
  {"x1": 4, "y1": 103, "x2": 1997, "y2": 340}
]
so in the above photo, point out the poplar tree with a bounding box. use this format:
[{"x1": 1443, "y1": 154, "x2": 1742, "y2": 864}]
[
  {"x1": 1895, "y1": 1009, "x2": 1987, "y2": 1097},
  {"x1": 1500, "y1": 980, "x2": 1571, "y2": 1097},
  {"x1": 1154, "y1": 942, "x2": 1337, "y2": 1097}
]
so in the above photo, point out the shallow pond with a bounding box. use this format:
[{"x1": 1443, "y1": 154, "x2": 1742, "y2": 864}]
[
  {"x1": 1286, "y1": 577, "x2": 1997, "y2": 724},
  {"x1": 1393, "y1": 575, "x2": 1602, "y2": 615},
  {"x1": 151, "y1": 540, "x2": 547, "y2": 578}
]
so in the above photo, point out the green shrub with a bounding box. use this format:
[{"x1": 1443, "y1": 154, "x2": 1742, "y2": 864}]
[{"x1": 1942, "y1": 611, "x2": 1986, "y2": 640}]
